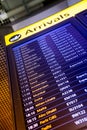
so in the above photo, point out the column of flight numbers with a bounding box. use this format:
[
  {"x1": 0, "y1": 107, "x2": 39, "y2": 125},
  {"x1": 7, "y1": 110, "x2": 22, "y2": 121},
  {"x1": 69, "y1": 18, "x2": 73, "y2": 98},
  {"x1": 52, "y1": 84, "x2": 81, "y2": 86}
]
[
  {"x1": 48, "y1": 24, "x2": 86, "y2": 125},
  {"x1": 51, "y1": 24, "x2": 86, "y2": 62},
  {"x1": 50, "y1": 23, "x2": 87, "y2": 126}
]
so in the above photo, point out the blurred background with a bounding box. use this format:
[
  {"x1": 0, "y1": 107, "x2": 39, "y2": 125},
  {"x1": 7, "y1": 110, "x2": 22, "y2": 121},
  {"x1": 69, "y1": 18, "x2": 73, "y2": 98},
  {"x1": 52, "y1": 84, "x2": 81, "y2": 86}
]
[{"x1": 0, "y1": 0, "x2": 81, "y2": 30}]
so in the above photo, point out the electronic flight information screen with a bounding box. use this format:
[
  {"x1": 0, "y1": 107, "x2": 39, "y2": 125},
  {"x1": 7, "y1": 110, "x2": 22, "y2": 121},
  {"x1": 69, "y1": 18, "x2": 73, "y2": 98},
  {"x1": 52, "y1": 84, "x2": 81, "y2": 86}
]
[{"x1": 6, "y1": 10, "x2": 87, "y2": 130}]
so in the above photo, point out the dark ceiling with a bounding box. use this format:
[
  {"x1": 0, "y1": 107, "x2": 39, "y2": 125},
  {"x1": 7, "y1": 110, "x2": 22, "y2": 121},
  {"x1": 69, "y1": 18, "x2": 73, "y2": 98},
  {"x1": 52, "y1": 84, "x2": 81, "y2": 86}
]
[
  {"x1": 0, "y1": 0, "x2": 80, "y2": 26},
  {"x1": 0, "y1": 0, "x2": 66, "y2": 24}
]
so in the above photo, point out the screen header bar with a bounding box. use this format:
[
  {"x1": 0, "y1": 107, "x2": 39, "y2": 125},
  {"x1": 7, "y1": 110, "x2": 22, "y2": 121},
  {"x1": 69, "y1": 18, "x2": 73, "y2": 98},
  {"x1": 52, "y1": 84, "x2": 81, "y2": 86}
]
[{"x1": 5, "y1": 0, "x2": 87, "y2": 46}]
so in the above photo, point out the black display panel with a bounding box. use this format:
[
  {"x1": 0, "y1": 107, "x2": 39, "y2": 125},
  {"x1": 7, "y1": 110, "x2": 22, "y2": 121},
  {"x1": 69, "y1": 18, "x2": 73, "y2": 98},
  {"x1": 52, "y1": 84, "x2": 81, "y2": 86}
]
[{"x1": 7, "y1": 16, "x2": 87, "y2": 130}]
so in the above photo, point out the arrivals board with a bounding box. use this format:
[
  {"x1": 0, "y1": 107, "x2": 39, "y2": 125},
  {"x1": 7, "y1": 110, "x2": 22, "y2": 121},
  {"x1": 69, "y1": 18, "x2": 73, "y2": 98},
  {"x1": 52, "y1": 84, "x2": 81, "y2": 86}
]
[{"x1": 5, "y1": 2, "x2": 87, "y2": 130}]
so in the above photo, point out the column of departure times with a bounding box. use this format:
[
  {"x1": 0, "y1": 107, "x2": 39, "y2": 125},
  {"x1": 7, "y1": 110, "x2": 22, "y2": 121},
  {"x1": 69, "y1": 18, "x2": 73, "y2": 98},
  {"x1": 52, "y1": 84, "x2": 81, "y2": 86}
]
[{"x1": 13, "y1": 47, "x2": 39, "y2": 130}]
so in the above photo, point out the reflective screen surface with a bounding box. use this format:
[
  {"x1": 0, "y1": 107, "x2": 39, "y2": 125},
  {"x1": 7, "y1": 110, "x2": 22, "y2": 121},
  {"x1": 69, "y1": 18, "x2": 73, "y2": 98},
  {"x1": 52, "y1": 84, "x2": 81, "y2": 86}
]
[{"x1": 11, "y1": 20, "x2": 87, "y2": 130}]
